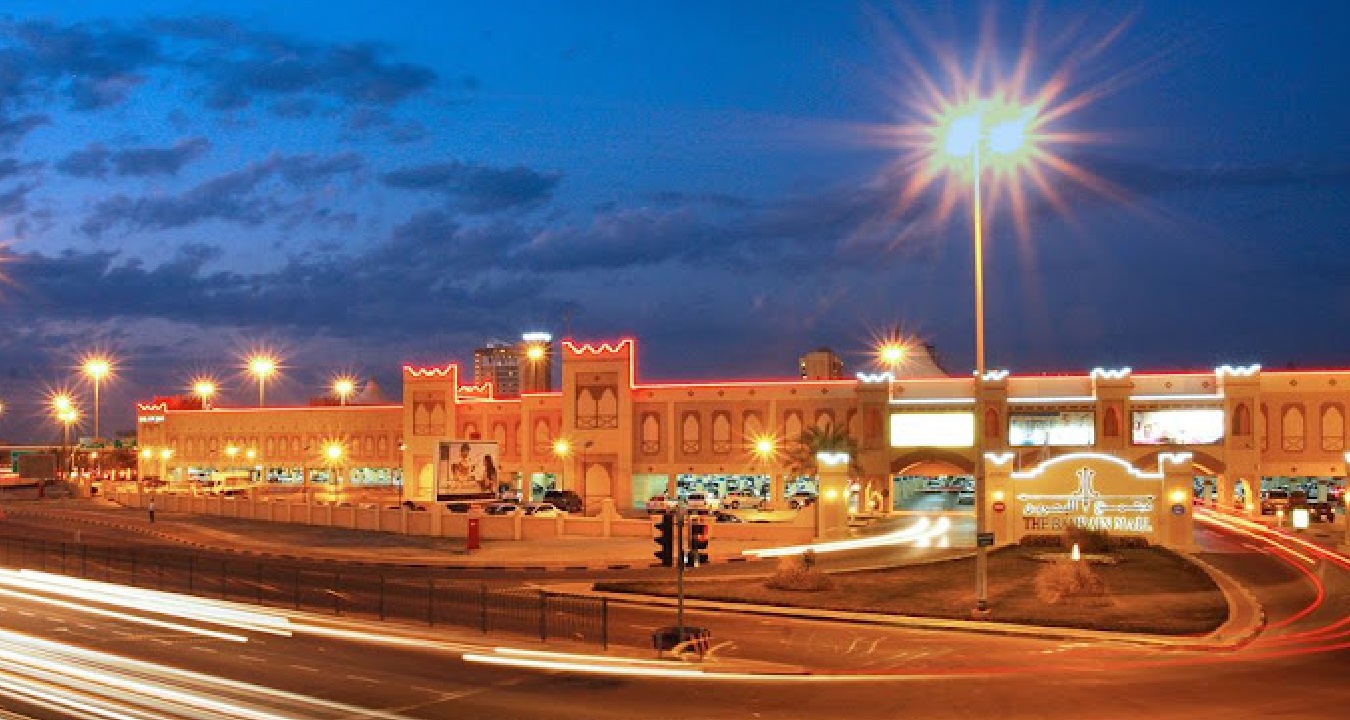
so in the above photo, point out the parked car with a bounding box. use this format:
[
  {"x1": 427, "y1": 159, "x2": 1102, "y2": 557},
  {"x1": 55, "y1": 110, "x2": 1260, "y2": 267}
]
[
  {"x1": 788, "y1": 491, "x2": 817, "y2": 510},
  {"x1": 684, "y1": 492, "x2": 718, "y2": 512},
  {"x1": 484, "y1": 502, "x2": 521, "y2": 516},
  {"x1": 521, "y1": 502, "x2": 564, "y2": 518},
  {"x1": 543, "y1": 489, "x2": 583, "y2": 513},
  {"x1": 721, "y1": 491, "x2": 762, "y2": 510},
  {"x1": 645, "y1": 494, "x2": 676, "y2": 514},
  {"x1": 401, "y1": 500, "x2": 426, "y2": 511},
  {"x1": 1260, "y1": 489, "x2": 1293, "y2": 515},
  {"x1": 445, "y1": 501, "x2": 474, "y2": 513},
  {"x1": 713, "y1": 510, "x2": 743, "y2": 523}
]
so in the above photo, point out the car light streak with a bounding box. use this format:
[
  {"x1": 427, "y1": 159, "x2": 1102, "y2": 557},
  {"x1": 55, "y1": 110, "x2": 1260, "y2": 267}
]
[
  {"x1": 0, "y1": 585, "x2": 250, "y2": 643},
  {"x1": 0, "y1": 628, "x2": 411, "y2": 720},
  {"x1": 742, "y1": 517, "x2": 951, "y2": 558},
  {"x1": 1, "y1": 569, "x2": 293, "y2": 637}
]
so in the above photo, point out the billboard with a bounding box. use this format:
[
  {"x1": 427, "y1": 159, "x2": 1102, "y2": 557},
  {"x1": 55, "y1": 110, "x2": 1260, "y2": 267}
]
[
  {"x1": 1132, "y1": 409, "x2": 1224, "y2": 446},
  {"x1": 1009, "y1": 412, "x2": 1095, "y2": 447},
  {"x1": 889, "y1": 412, "x2": 974, "y2": 448},
  {"x1": 436, "y1": 440, "x2": 501, "y2": 500}
]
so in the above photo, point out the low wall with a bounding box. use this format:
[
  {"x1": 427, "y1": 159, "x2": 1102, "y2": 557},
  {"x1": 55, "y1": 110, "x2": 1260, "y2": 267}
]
[{"x1": 115, "y1": 491, "x2": 816, "y2": 545}]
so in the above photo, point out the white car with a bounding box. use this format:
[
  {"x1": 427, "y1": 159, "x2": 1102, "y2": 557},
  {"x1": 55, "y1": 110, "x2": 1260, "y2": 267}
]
[
  {"x1": 721, "y1": 491, "x2": 762, "y2": 510},
  {"x1": 684, "y1": 492, "x2": 718, "y2": 511},
  {"x1": 521, "y1": 502, "x2": 564, "y2": 518},
  {"x1": 645, "y1": 494, "x2": 677, "y2": 513}
]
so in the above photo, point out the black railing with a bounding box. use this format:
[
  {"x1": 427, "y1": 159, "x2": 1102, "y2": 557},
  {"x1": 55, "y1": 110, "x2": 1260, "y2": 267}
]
[{"x1": 0, "y1": 537, "x2": 608, "y2": 648}]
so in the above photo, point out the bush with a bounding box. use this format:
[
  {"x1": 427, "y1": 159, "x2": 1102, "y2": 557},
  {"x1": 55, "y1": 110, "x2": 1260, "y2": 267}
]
[
  {"x1": 1034, "y1": 559, "x2": 1109, "y2": 605},
  {"x1": 765, "y1": 554, "x2": 835, "y2": 592},
  {"x1": 1063, "y1": 526, "x2": 1113, "y2": 554},
  {"x1": 1019, "y1": 534, "x2": 1065, "y2": 548}
]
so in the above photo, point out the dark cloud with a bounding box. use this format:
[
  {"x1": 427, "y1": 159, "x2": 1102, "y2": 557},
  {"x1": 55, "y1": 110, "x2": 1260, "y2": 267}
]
[
  {"x1": 0, "y1": 182, "x2": 33, "y2": 214},
  {"x1": 0, "y1": 19, "x2": 159, "y2": 110},
  {"x1": 1088, "y1": 155, "x2": 1350, "y2": 195},
  {"x1": 80, "y1": 152, "x2": 363, "y2": 235},
  {"x1": 343, "y1": 108, "x2": 428, "y2": 144},
  {"x1": 381, "y1": 161, "x2": 560, "y2": 212},
  {"x1": 0, "y1": 114, "x2": 49, "y2": 149},
  {"x1": 58, "y1": 137, "x2": 211, "y2": 178}
]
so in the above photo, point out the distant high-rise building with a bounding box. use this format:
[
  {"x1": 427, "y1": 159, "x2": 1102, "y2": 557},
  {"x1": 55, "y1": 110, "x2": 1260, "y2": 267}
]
[
  {"x1": 474, "y1": 341, "x2": 521, "y2": 397},
  {"x1": 473, "y1": 332, "x2": 556, "y2": 397},
  {"x1": 799, "y1": 347, "x2": 845, "y2": 380}
]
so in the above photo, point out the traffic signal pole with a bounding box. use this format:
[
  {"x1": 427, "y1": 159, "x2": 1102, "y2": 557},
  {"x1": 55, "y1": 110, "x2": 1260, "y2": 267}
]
[{"x1": 676, "y1": 505, "x2": 686, "y2": 636}]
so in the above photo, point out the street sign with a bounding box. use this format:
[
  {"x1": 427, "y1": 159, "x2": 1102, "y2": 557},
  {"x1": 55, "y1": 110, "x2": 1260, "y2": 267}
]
[
  {"x1": 1170, "y1": 504, "x2": 1185, "y2": 516},
  {"x1": 992, "y1": 501, "x2": 1006, "y2": 513},
  {"x1": 976, "y1": 532, "x2": 995, "y2": 547}
]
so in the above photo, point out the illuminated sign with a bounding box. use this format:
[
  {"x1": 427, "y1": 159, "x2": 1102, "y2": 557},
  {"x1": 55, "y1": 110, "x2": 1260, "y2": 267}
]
[
  {"x1": 889, "y1": 412, "x2": 974, "y2": 448},
  {"x1": 1009, "y1": 412, "x2": 1094, "y2": 447},
  {"x1": 436, "y1": 440, "x2": 502, "y2": 500},
  {"x1": 1018, "y1": 467, "x2": 1155, "y2": 534},
  {"x1": 138, "y1": 415, "x2": 165, "y2": 424},
  {"x1": 1132, "y1": 409, "x2": 1224, "y2": 445}
]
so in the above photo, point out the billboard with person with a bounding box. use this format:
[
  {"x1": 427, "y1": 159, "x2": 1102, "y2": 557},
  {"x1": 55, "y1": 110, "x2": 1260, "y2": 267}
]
[{"x1": 436, "y1": 440, "x2": 501, "y2": 500}]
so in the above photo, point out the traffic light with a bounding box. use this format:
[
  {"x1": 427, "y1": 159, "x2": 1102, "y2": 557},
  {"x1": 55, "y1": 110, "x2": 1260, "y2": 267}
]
[
  {"x1": 686, "y1": 518, "x2": 710, "y2": 567},
  {"x1": 652, "y1": 513, "x2": 675, "y2": 566}
]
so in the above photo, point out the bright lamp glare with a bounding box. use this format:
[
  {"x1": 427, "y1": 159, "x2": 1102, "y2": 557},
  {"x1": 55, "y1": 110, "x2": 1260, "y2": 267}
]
[
  {"x1": 943, "y1": 113, "x2": 982, "y2": 157},
  {"x1": 987, "y1": 115, "x2": 1029, "y2": 155}
]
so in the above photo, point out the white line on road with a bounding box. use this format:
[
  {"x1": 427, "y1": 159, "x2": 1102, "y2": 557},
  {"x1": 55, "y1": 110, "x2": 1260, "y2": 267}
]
[
  {"x1": 345, "y1": 675, "x2": 380, "y2": 684},
  {"x1": 190, "y1": 646, "x2": 218, "y2": 654},
  {"x1": 290, "y1": 664, "x2": 320, "y2": 672}
]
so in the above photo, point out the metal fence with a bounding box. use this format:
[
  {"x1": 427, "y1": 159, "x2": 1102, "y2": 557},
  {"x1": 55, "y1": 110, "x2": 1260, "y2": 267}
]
[{"x1": 0, "y1": 537, "x2": 608, "y2": 648}]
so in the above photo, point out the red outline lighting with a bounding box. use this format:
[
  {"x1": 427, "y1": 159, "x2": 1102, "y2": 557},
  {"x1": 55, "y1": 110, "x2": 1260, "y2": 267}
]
[
  {"x1": 457, "y1": 382, "x2": 495, "y2": 400},
  {"x1": 136, "y1": 403, "x2": 168, "y2": 413},
  {"x1": 562, "y1": 339, "x2": 635, "y2": 356}
]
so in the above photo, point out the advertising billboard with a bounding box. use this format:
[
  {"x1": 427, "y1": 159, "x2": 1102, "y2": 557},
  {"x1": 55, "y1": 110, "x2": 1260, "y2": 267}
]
[
  {"x1": 1009, "y1": 411, "x2": 1095, "y2": 447},
  {"x1": 1131, "y1": 409, "x2": 1224, "y2": 445},
  {"x1": 889, "y1": 412, "x2": 975, "y2": 448},
  {"x1": 436, "y1": 440, "x2": 502, "y2": 500}
]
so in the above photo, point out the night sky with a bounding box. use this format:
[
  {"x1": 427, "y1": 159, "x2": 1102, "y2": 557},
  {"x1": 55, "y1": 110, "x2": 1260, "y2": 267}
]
[{"x1": 0, "y1": 1, "x2": 1347, "y2": 441}]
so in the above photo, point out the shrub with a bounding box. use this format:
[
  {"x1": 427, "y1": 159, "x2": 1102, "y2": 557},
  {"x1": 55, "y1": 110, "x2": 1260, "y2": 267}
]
[
  {"x1": 1034, "y1": 559, "x2": 1109, "y2": 605},
  {"x1": 1019, "y1": 534, "x2": 1065, "y2": 548},
  {"x1": 765, "y1": 553, "x2": 835, "y2": 592},
  {"x1": 1063, "y1": 526, "x2": 1113, "y2": 553}
]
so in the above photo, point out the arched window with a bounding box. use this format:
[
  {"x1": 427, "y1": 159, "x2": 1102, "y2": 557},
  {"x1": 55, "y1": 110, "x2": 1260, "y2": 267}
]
[
  {"x1": 814, "y1": 410, "x2": 834, "y2": 430},
  {"x1": 1321, "y1": 404, "x2": 1344, "y2": 451},
  {"x1": 1258, "y1": 404, "x2": 1269, "y2": 450},
  {"x1": 984, "y1": 407, "x2": 1000, "y2": 440},
  {"x1": 533, "y1": 419, "x2": 552, "y2": 455},
  {"x1": 681, "y1": 413, "x2": 701, "y2": 454},
  {"x1": 1232, "y1": 403, "x2": 1252, "y2": 436},
  {"x1": 492, "y1": 423, "x2": 508, "y2": 451},
  {"x1": 784, "y1": 412, "x2": 803, "y2": 444},
  {"x1": 712, "y1": 413, "x2": 732, "y2": 454},
  {"x1": 1281, "y1": 404, "x2": 1305, "y2": 452},
  {"x1": 743, "y1": 411, "x2": 763, "y2": 441}
]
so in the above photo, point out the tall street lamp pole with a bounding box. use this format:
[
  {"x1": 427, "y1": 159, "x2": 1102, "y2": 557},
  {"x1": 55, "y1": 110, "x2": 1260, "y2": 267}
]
[
  {"x1": 249, "y1": 355, "x2": 277, "y2": 407},
  {"x1": 84, "y1": 357, "x2": 111, "y2": 441}
]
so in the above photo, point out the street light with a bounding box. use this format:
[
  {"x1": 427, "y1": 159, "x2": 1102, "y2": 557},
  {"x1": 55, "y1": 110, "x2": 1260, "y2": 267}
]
[
  {"x1": 82, "y1": 355, "x2": 113, "y2": 441},
  {"x1": 934, "y1": 98, "x2": 1038, "y2": 615},
  {"x1": 193, "y1": 378, "x2": 217, "y2": 410},
  {"x1": 333, "y1": 376, "x2": 357, "y2": 406},
  {"x1": 552, "y1": 438, "x2": 571, "y2": 495},
  {"x1": 248, "y1": 354, "x2": 277, "y2": 407},
  {"x1": 323, "y1": 442, "x2": 345, "y2": 503},
  {"x1": 752, "y1": 436, "x2": 777, "y2": 505}
]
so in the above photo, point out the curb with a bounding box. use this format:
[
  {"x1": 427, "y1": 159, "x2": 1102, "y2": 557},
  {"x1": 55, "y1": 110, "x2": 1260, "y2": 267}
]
[{"x1": 0, "y1": 506, "x2": 765, "y2": 573}]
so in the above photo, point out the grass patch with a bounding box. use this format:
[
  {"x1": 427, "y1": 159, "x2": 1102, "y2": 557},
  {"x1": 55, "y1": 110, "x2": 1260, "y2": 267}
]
[{"x1": 596, "y1": 545, "x2": 1227, "y2": 635}]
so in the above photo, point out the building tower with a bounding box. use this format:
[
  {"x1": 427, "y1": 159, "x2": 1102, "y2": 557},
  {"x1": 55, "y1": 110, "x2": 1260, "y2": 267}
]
[
  {"x1": 519, "y1": 331, "x2": 555, "y2": 393},
  {"x1": 799, "y1": 347, "x2": 845, "y2": 380},
  {"x1": 473, "y1": 341, "x2": 521, "y2": 397}
]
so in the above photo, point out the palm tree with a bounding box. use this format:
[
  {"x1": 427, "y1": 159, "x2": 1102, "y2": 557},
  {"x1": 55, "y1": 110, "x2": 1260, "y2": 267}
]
[{"x1": 784, "y1": 421, "x2": 861, "y2": 479}]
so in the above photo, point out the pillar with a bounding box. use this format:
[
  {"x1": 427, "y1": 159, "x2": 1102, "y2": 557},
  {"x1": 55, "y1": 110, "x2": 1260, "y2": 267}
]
[
  {"x1": 1163, "y1": 456, "x2": 1197, "y2": 550},
  {"x1": 814, "y1": 454, "x2": 850, "y2": 540},
  {"x1": 985, "y1": 454, "x2": 1013, "y2": 543}
]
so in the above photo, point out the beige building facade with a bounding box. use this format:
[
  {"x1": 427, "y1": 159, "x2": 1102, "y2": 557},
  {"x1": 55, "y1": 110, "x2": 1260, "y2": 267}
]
[{"x1": 136, "y1": 339, "x2": 1348, "y2": 547}]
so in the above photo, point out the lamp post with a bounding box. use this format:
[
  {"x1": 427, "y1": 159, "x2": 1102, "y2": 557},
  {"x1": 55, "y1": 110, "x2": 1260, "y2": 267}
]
[
  {"x1": 552, "y1": 438, "x2": 570, "y2": 498},
  {"x1": 159, "y1": 448, "x2": 173, "y2": 490},
  {"x1": 83, "y1": 356, "x2": 112, "y2": 441},
  {"x1": 935, "y1": 100, "x2": 1036, "y2": 615},
  {"x1": 333, "y1": 377, "x2": 357, "y2": 406},
  {"x1": 248, "y1": 355, "x2": 277, "y2": 407},
  {"x1": 59, "y1": 408, "x2": 79, "y2": 486},
  {"x1": 323, "y1": 442, "x2": 345, "y2": 504},
  {"x1": 193, "y1": 379, "x2": 216, "y2": 411}
]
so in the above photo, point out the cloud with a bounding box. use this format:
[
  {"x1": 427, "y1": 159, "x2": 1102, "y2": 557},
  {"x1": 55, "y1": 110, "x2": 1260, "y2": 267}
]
[
  {"x1": 0, "y1": 114, "x2": 49, "y2": 149},
  {"x1": 0, "y1": 19, "x2": 160, "y2": 110},
  {"x1": 80, "y1": 152, "x2": 364, "y2": 235},
  {"x1": 0, "y1": 182, "x2": 34, "y2": 214},
  {"x1": 57, "y1": 137, "x2": 211, "y2": 178},
  {"x1": 381, "y1": 161, "x2": 560, "y2": 212}
]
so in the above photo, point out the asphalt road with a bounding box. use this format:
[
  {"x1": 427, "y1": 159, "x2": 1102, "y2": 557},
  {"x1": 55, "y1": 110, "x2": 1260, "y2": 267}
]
[{"x1": 1, "y1": 506, "x2": 1349, "y2": 718}]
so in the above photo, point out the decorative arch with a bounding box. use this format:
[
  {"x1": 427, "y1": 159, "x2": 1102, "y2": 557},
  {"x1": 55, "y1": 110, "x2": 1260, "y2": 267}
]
[
  {"x1": 492, "y1": 422, "x2": 508, "y2": 451},
  {"x1": 1258, "y1": 404, "x2": 1269, "y2": 451},
  {"x1": 814, "y1": 410, "x2": 834, "y2": 430},
  {"x1": 983, "y1": 407, "x2": 1000, "y2": 440},
  {"x1": 681, "y1": 413, "x2": 701, "y2": 454},
  {"x1": 533, "y1": 419, "x2": 552, "y2": 454},
  {"x1": 742, "y1": 411, "x2": 764, "y2": 440},
  {"x1": 890, "y1": 450, "x2": 975, "y2": 476},
  {"x1": 783, "y1": 411, "x2": 803, "y2": 444},
  {"x1": 1321, "y1": 403, "x2": 1344, "y2": 451},
  {"x1": 846, "y1": 409, "x2": 860, "y2": 440},
  {"x1": 641, "y1": 414, "x2": 661, "y2": 454},
  {"x1": 1281, "y1": 404, "x2": 1305, "y2": 452},
  {"x1": 712, "y1": 412, "x2": 732, "y2": 454},
  {"x1": 1103, "y1": 406, "x2": 1121, "y2": 437},
  {"x1": 1232, "y1": 403, "x2": 1252, "y2": 436}
]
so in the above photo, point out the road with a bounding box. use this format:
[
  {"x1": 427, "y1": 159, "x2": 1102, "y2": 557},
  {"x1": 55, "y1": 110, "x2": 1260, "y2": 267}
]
[{"x1": 0, "y1": 507, "x2": 1348, "y2": 718}]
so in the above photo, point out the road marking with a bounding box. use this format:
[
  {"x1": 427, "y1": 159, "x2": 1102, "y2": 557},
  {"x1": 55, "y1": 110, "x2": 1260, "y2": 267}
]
[
  {"x1": 345, "y1": 675, "x2": 379, "y2": 684},
  {"x1": 238, "y1": 655, "x2": 266, "y2": 663},
  {"x1": 16, "y1": 611, "x2": 33, "y2": 617},
  {"x1": 290, "y1": 664, "x2": 320, "y2": 673},
  {"x1": 190, "y1": 646, "x2": 218, "y2": 654}
]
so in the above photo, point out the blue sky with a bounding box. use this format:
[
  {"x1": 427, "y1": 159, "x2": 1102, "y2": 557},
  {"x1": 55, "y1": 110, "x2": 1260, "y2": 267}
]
[{"x1": 0, "y1": 1, "x2": 1348, "y2": 440}]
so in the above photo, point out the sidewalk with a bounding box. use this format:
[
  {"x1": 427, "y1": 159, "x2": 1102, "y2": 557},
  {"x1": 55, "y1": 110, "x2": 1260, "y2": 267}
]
[{"x1": 1, "y1": 499, "x2": 772, "y2": 571}]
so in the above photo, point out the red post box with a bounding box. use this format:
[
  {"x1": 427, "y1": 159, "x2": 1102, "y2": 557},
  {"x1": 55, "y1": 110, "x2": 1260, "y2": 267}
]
[{"x1": 467, "y1": 517, "x2": 481, "y2": 551}]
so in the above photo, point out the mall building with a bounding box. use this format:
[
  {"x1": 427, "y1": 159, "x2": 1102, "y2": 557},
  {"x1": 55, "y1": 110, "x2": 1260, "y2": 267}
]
[{"x1": 135, "y1": 337, "x2": 1348, "y2": 547}]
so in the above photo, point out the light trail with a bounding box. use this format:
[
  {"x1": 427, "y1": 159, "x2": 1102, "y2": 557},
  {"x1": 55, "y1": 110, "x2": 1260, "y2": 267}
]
[{"x1": 741, "y1": 516, "x2": 951, "y2": 558}]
